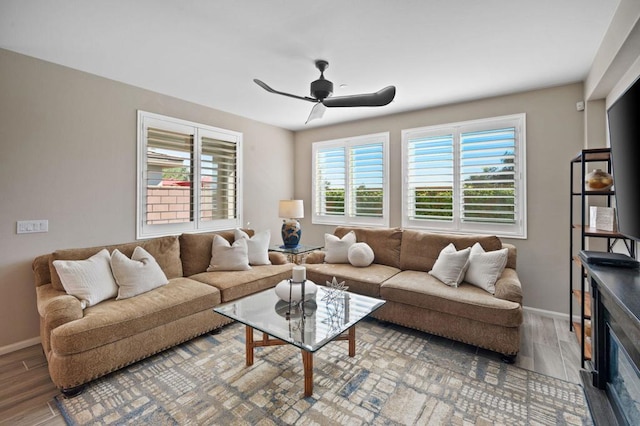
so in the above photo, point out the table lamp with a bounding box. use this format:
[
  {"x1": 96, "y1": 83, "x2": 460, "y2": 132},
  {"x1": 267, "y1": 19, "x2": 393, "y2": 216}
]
[{"x1": 279, "y1": 200, "x2": 304, "y2": 248}]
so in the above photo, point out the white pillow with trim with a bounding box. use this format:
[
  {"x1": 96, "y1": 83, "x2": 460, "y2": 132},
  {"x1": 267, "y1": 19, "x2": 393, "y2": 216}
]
[
  {"x1": 464, "y1": 242, "x2": 508, "y2": 294},
  {"x1": 234, "y1": 229, "x2": 271, "y2": 265},
  {"x1": 112, "y1": 246, "x2": 169, "y2": 300},
  {"x1": 53, "y1": 249, "x2": 118, "y2": 309},
  {"x1": 207, "y1": 234, "x2": 251, "y2": 271},
  {"x1": 428, "y1": 243, "x2": 471, "y2": 287},
  {"x1": 324, "y1": 231, "x2": 357, "y2": 263}
]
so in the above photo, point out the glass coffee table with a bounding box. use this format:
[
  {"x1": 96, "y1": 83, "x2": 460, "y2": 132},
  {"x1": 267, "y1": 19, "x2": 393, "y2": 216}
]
[{"x1": 213, "y1": 284, "x2": 385, "y2": 397}]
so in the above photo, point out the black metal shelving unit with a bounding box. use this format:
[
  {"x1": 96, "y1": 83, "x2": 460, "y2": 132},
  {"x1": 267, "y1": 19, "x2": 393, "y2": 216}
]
[{"x1": 569, "y1": 148, "x2": 636, "y2": 368}]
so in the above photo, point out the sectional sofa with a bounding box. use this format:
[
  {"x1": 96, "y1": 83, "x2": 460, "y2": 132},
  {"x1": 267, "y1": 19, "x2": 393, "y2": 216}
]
[
  {"x1": 304, "y1": 227, "x2": 523, "y2": 360},
  {"x1": 32, "y1": 226, "x2": 522, "y2": 396},
  {"x1": 32, "y1": 230, "x2": 293, "y2": 396}
]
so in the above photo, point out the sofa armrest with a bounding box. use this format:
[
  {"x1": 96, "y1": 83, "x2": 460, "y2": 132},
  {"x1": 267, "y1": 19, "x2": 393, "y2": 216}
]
[
  {"x1": 304, "y1": 251, "x2": 325, "y2": 264},
  {"x1": 494, "y1": 268, "x2": 522, "y2": 305},
  {"x1": 268, "y1": 251, "x2": 289, "y2": 265},
  {"x1": 36, "y1": 284, "x2": 83, "y2": 330}
]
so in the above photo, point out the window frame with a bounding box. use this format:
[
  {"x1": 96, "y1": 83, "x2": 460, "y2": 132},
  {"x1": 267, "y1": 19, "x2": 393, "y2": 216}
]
[
  {"x1": 401, "y1": 114, "x2": 527, "y2": 239},
  {"x1": 311, "y1": 132, "x2": 390, "y2": 228},
  {"x1": 137, "y1": 111, "x2": 243, "y2": 239}
]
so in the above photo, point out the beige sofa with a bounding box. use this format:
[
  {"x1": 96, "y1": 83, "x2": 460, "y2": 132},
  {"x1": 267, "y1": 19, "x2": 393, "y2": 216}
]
[
  {"x1": 304, "y1": 227, "x2": 523, "y2": 360},
  {"x1": 32, "y1": 230, "x2": 293, "y2": 396}
]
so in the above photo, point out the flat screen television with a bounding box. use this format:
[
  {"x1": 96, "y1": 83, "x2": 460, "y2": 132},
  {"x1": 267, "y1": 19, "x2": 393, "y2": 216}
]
[{"x1": 607, "y1": 76, "x2": 640, "y2": 243}]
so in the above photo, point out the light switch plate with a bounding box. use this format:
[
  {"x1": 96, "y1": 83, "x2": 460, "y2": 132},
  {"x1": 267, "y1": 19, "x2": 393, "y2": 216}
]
[{"x1": 17, "y1": 220, "x2": 48, "y2": 234}]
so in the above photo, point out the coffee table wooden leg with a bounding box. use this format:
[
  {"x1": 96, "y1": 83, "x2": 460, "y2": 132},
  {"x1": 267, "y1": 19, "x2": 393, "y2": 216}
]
[
  {"x1": 348, "y1": 326, "x2": 356, "y2": 357},
  {"x1": 246, "y1": 326, "x2": 254, "y2": 366},
  {"x1": 301, "y1": 350, "x2": 313, "y2": 397}
]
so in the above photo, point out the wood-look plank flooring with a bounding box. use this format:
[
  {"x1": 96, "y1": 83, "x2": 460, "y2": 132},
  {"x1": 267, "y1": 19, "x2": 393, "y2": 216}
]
[{"x1": 0, "y1": 310, "x2": 582, "y2": 425}]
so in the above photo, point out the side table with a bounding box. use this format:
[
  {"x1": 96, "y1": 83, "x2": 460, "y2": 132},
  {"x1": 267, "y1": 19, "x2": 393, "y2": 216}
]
[{"x1": 269, "y1": 244, "x2": 323, "y2": 264}]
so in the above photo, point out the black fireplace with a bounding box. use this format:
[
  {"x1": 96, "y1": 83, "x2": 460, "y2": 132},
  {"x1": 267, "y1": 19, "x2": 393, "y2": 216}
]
[
  {"x1": 585, "y1": 262, "x2": 640, "y2": 425},
  {"x1": 607, "y1": 327, "x2": 640, "y2": 423}
]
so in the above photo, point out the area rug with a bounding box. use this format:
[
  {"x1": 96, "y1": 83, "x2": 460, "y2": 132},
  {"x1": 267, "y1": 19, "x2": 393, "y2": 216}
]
[{"x1": 56, "y1": 319, "x2": 592, "y2": 425}]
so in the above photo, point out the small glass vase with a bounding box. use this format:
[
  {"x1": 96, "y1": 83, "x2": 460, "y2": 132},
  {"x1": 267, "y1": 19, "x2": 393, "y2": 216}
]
[{"x1": 585, "y1": 169, "x2": 613, "y2": 191}]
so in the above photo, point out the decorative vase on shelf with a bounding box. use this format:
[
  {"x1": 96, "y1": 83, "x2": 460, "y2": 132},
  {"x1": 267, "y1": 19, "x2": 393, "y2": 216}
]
[{"x1": 585, "y1": 169, "x2": 613, "y2": 191}]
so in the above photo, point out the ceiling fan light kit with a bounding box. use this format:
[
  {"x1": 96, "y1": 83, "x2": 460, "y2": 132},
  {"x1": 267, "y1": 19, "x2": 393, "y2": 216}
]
[{"x1": 254, "y1": 59, "x2": 396, "y2": 123}]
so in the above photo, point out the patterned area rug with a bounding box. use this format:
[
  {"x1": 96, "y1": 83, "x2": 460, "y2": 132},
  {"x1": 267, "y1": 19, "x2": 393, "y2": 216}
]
[{"x1": 56, "y1": 319, "x2": 592, "y2": 425}]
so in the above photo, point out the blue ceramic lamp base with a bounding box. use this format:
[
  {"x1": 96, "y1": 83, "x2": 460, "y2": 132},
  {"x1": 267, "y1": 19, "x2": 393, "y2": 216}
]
[{"x1": 281, "y1": 219, "x2": 301, "y2": 248}]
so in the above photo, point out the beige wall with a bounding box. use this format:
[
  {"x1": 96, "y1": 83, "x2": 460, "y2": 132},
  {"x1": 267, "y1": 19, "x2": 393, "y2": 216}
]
[
  {"x1": 294, "y1": 83, "x2": 586, "y2": 315},
  {"x1": 0, "y1": 49, "x2": 294, "y2": 349}
]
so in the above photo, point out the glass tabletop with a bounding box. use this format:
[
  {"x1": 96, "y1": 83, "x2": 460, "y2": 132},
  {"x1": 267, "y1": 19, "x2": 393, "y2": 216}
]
[
  {"x1": 213, "y1": 285, "x2": 385, "y2": 352},
  {"x1": 269, "y1": 244, "x2": 323, "y2": 255}
]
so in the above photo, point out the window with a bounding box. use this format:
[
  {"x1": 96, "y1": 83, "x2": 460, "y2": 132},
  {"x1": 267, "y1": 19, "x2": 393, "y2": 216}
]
[
  {"x1": 402, "y1": 114, "x2": 526, "y2": 238},
  {"x1": 137, "y1": 111, "x2": 242, "y2": 238},
  {"x1": 312, "y1": 132, "x2": 389, "y2": 227}
]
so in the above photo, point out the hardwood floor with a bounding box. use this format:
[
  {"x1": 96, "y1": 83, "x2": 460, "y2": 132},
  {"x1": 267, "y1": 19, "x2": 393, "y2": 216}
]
[
  {"x1": 0, "y1": 345, "x2": 64, "y2": 426},
  {"x1": 0, "y1": 310, "x2": 583, "y2": 425}
]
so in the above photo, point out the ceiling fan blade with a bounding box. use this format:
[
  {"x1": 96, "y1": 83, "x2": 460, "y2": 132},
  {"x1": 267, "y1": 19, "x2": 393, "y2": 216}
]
[
  {"x1": 305, "y1": 102, "x2": 326, "y2": 124},
  {"x1": 253, "y1": 79, "x2": 316, "y2": 103},
  {"x1": 322, "y1": 86, "x2": 396, "y2": 108}
]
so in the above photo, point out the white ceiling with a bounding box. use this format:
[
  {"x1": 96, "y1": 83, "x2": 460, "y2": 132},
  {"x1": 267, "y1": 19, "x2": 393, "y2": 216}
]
[{"x1": 0, "y1": 0, "x2": 619, "y2": 131}]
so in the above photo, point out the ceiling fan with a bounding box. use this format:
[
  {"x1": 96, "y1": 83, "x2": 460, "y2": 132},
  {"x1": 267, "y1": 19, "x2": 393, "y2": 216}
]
[{"x1": 254, "y1": 60, "x2": 396, "y2": 124}]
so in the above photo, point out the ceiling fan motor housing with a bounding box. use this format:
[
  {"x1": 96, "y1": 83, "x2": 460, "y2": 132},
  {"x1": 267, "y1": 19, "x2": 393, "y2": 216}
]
[{"x1": 311, "y1": 77, "x2": 333, "y2": 101}]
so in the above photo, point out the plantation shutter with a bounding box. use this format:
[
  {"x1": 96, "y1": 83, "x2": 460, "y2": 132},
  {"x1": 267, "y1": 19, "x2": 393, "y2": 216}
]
[
  {"x1": 315, "y1": 147, "x2": 346, "y2": 216},
  {"x1": 406, "y1": 133, "x2": 454, "y2": 221},
  {"x1": 351, "y1": 143, "x2": 384, "y2": 218},
  {"x1": 145, "y1": 127, "x2": 194, "y2": 225},
  {"x1": 402, "y1": 114, "x2": 525, "y2": 238},
  {"x1": 459, "y1": 127, "x2": 516, "y2": 224},
  {"x1": 138, "y1": 111, "x2": 243, "y2": 238},
  {"x1": 312, "y1": 132, "x2": 389, "y2": 227},
  {"x1": 200, "y1": 137, "x2": 238, "y2": 222}
]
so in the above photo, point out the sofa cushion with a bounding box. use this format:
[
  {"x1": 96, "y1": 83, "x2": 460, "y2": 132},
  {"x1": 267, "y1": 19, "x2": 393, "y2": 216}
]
[
  {"x1": 49, "y1": 277, "x2": 221, "y2": 355},
  {"x1": 324, "y1": 231, "x2": 356, "y2": 263},
  {"x1": 50, "y1": 236, "x2": 182, "y2": 292},
  {"x1": 189, "y1": 264, "x2": 294, "y2": 302},
  {"x1": 334, "y1": 226, "x2": 403, "y2": 269},
  {"x1": 33, "y1": 254, "x2": 53, "y2": 287},
  {"x1": 503, "y1": 243, "x2": 518, "y2": 270},
  {"x1": 52, "y1": 249, "x2": 118, "y2": 309},
  {"x1": 380, "y1": 270, "x2": 521, "y2": 327},
  {"x1": 305, "y1": 263, "x2": 401, "y2": 298},
  {"x1": 399, "y1": 230, "x2": 502, "y2": 272},
  {"x1": 179, "y1": 230, "x2": 242, "y2": 276},
  {"x1": 111, "y1": 247, "x2": 169, "y2": 300}
]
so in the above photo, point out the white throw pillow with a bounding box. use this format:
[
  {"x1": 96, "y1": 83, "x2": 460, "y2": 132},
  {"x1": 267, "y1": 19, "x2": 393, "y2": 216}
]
[
  {"x1": 464, "y1": 242, "x2": 508, "y2": 294},
  {"x1": 324, "y1": 231, "x2": 357, "y2": 263},
  {"x1": 207, "y1": 235, "x2": 251, "y2": 271},
  {"x1": 428, "y1": 243, "x2": 471, "y2": 287},
  {"x1": 53, "y1": 249, "x2": 118, "y2": 309},
  {"x1": 348, "y1": 242, "x2": 375, "y2": 267},
  {"x1": 111, "y1": 246, "x2": 169, "y2": 300},
  {"x1": 234, "y1": 229, "x2": 271, "y2": 265}
]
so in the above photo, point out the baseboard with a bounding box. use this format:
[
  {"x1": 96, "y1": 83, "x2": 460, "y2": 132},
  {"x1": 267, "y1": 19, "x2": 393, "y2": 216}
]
[
  {"x1": 523, "y1": 305, "x2": 578, "y2": 322},
  {"x1": 0, "y1": 336, "x2": 41, "y2": 356}
]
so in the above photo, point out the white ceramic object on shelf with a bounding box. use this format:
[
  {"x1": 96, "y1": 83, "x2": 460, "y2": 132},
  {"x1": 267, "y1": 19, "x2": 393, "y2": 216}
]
[{"x1": 275, "y1": 279, "x2": 317, "y2": 302}]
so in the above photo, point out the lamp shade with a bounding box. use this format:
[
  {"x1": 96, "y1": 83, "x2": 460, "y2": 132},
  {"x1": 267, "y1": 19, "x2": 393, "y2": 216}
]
[{"x1": 279, "y1": 200, "x2": 304, "y2": 219}]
